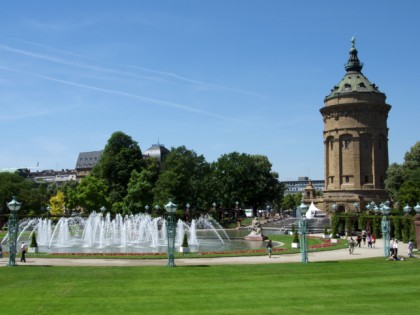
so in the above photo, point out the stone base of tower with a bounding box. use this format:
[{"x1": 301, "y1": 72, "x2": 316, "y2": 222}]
[{"x1": 322, "y1": 189, "x2": 388, "y2": 214}]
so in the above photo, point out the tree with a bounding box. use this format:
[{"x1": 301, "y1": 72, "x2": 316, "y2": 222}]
[
  {"x1": 386, "y1": 141, "x2": 420, "y2": 205},
  {"x1": 59, "y1": 180, "x2": 79, "y2": 213},
  {"x1": 92, "y1": 131, "x2": 144, "y2": 207},
  {"x1": 403, "y1": 141, "x2": 420, "y2": 171},
  {"x1": 385, "y1": 163, "x2": 406, "y2": 202},
  {"x1": 124, "y1": 167, "x2": 158, "y2": 213},
  {"x1": 282, "y1": 194, "x2": 296, "y2": 210},
  {"x1": 210, "y1": 152, "x2": 283, "y2": 212},
  {"x1": 0, "y1": 172, "x2": 47, "y2": 217},
  {"x1": 75, "y1": 175, "x2": 109, "y2": 213},
  {"x1": 49, "y1": 191, "x2": 65, "y2": 216},
  {"x1": 153, "y1": 146, "x2": 210, "y2": 209}
]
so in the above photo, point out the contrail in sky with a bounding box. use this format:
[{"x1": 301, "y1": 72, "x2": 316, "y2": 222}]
[
  {"x1": 0, "y1": 36, "x2": 262, "y2": 97},
  {"x1": 0, "y1": 65, "x2": 247, "y2": 123}
]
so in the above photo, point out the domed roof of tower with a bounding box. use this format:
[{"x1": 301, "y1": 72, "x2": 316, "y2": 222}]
[
  {"x1": 325, "y1": 37, "x2": 385, "y2": 101},
  {"x1": 143, "y1": 143, "x2": 170, "y2": 162}
]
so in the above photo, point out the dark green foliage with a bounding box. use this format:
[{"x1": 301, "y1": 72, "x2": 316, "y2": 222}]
[
  {"x1": 181, "y1": 233, "x2": 189, "y2": 247},
  {"x1": 392, "y1": 217, "x2": 402, "y2": 240},
  {"x1": 331, "y1": 214, "x2": 339, "y2": 237},
  {"x1": 402, "y1": 216, "x2": 412, "y2": 243},
  {"x1": 30, "y1": 232, "x2": 38, "y2": 248},
  {"x1": 92, "y1": 131, "x2": 144, "y2": 207},
  {"x1": 0, "y1": 172, "x2": 49, "y2": 216},
  {"x1": 153, "y1": 146, "x2": 210, "y2": 209},
  {"x1": 74, "y1": 175, "x2": 109, "y2": 213},
  {"x1": 293, "y1": 229, "x2": 299, "y2": 243}
]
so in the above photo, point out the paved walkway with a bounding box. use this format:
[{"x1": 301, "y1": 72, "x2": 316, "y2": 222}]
[{"x1": 1, "y1": 238, "x2": 410, "y2": 267}]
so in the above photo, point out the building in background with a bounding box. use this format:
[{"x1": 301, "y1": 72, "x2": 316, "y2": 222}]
[
  {"x1": 320, "y1": 38, "x2": 391, "y2": 213},
  {"x1": 75, "y1": 150, "x2": 103, "y2": 179},
  {"x1": 282, "y1": 177, "x2": 324, "y2": 195},
  {"x1": 143, "y1": 143, "x2": 170, "y2": 164}
]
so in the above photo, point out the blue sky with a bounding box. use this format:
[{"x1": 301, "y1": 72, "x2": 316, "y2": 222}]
[{"x1": 0, "y1": 1, "x2": 419, "y2": 180}]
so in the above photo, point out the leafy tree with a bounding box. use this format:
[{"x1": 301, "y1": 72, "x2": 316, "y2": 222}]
[
  {"x1": 153, "y1": 146, "x2": 210, "y2": 210},
  {"x1": 124, "y1": 167, "x2": 158, "y2": 213},
  {"x1": 386, "y1": 142, "x2": 420, "y2": 205},
  {"x1": 282, "y1": 194, "x2": 296, "y2": 210},
  {"x1": 59, "y1": 180, "x2": 79, "y2": 213},
  {"x1": 92, "y1": 131, "x2": 144, "y2": 206},
  {"x1": 49, "y1": 191, "x2": 65, "y2": 216},
  {"x1": 403, "y1": 141, "x2": 420, "y2": 171},
  {"x1": 0, "y1": 172, "x2": 46, "y2": 216},
  {"x1": 210, "y1": 152, "x2": 283, "y2": 212},
  {"x1": 385, "y1": 163, "x2": 406, "y2": 202},
  {"x1": 397, "y1": 180, "x2": 420, "y2": 209},
  {"x1": 75, "y1": 175, "x2": 109, "y2": 213}
]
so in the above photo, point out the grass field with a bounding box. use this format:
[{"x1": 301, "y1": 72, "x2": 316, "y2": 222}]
[{"x1": 1, "y1": 258, "x2": 419, "y2": 315}]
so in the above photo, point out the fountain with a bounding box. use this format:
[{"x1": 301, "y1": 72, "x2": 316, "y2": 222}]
[{"x1": 1, "y1": 212, "x2": 271, "y2": 254}]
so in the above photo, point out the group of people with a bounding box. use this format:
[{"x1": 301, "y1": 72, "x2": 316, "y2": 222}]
[
  {"x1": 348, "y1": 230, "x2": 377, "y2": 254},
  {"x1": 387, "y1": 239, "x2": 415, "y2": 261}
]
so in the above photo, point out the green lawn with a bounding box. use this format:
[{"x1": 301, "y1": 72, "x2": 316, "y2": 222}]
[{"x1": 1, "y1": 258, "x2": 419, "y2": 315}]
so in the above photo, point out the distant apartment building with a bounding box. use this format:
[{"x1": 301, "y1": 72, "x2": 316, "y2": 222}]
[
  {"x1": 29, "y1": 169, "x2": 77, "y2": 185},
  {"x1": 282, "y1": 177, "x2": 324, "y2": 195}
]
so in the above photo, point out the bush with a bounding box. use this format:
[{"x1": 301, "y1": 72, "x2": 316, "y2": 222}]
[
  {"x1": 292, "y1": 230, "x2": 299, "y2": 243},
  {"x1": 181, "y1": 233, "x2": 189, "y2": 248},
  {"x1": 30, "y1": 232, "x2": 38, "y2": 248}
]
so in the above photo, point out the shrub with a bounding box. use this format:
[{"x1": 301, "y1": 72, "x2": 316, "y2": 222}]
[
  {"x1": 30, "y1": 232, "x2": 38, "y2": 248},
  {"x1": 181, "y1": 233, "x2": 189, "y2": 248},
  {"x1": 292, "y1": 230, "x2": 299, "y2": 243}
]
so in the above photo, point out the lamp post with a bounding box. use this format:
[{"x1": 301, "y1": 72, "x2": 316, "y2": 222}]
[
  {"x1": 165, "y1": 199, "x2": 177, "y2": 267},
  {"x1": 7, "y1": 196, "x2": 21, "y2": 266},
  {"x1": 298, "y1": 200, "x2": 309, "y2": 263},
  {"x1": 100, "y1": 206, "x2": 106, "y2": 215},
  {"x1": 154, "y1": 205, "x2": 160, "y2": 216},
  {"x1": 376, "y1": 201, "x2": 391, "y2": 257},
  {"x1": 353, "y1": 202, "x2": 359, "y2": 212},
  {"x1": 145, "y1": 205, "x2": 149, "y2": 214},
  {"x1": 403, "y1": 204, "x2": 411, "y2": 215},
  {"x1": 185, "y1": 203, "x2": 190, "y2": 222}
]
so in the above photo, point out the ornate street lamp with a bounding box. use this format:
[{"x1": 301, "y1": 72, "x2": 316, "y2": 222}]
[
  {"x1": 353, "y1": 202, "x2": 359, "y2": 212},
  {"x1": 145, "y1": 204, "x2": 149, "y2": 214},
  {"x1": 235, "y1": 201, "x2": 239, "y2": 219},
  {"x1": 165, "y1": 199, "x2": 177, "y2": 267},
  {"x1": 298, "y1": 200, "x2": 309, "y2": 263},
  {"x1": 154, "y1": 205, "x2": 160, "y2": 216},
  {"x1": 7, "y1": 196, "x2": 21, "y2": 266},
  {"x1": 100, "y1": 206, "x2": 106, "y2": 215},
  {"x1": 379, "y1": 201, "x2": 391, "y2": 257},
  {"x1": 185, "y1": 203, "x2": 190, "y2": 222},
  {"x1": 403, "y1": 204, "x2": 412, "y2": 215},
  {"x1": 414, "y1": 203, "x2": 420, "y2": 214}
]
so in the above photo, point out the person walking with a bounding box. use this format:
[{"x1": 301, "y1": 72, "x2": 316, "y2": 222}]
[
  {"x1": 366, "y1": 234, "x2": 372, "y2": 248},
  {"x1": 349, "y1": 237, "x2": 355, "y2": 254},
  {"x1": 393, "y1": 239, "x2": 399, "y2": 256},
  {"x1": 362, "y1": 230, "x2": 366, "y2": 245},
  {"x1": 356, "y1": 235, "x2": 362, "y2": 248},
  {"x1": 372, "y1": 234, "x2": 376, "y2": 248},
  {"x1": 267, "y1": 240, "x2": 273, "y2": 258},
  {"x1": 408, "y1": 240, "x2": 414, "y2": 258},
  {"x1": 20, "y1": 241, "x2": 27, "y2": 262}
]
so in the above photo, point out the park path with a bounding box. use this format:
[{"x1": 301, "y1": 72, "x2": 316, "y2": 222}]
[{"x1": 1, "y1": 238, "x2": 409, "y2": 267}]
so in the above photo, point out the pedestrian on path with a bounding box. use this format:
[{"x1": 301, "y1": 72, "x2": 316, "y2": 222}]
[
  {"x1": 367, "y1": 234, "x2": 372, "y2": 248},
  {"x1": 20, "y1": 242, "x2": 27, "y2": 262},
  {"x1": 372, "y1": 234, "x2": 376, "y2": 248},
  {"x1": 356, "y1": 235, "x2": 362, "y2": 248},
  {"x1": 408, "y1": 240, "x2": 414, "y2": 258},
  {"x1": 267, "y1": 240, "x2": 273, "y2": 258},
  {"x1": 349, "y1": 237, "x2": 355, "y2": 254},
  {"x1": 362, "y1": 230, "x2": 366, "y2": 245}
]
